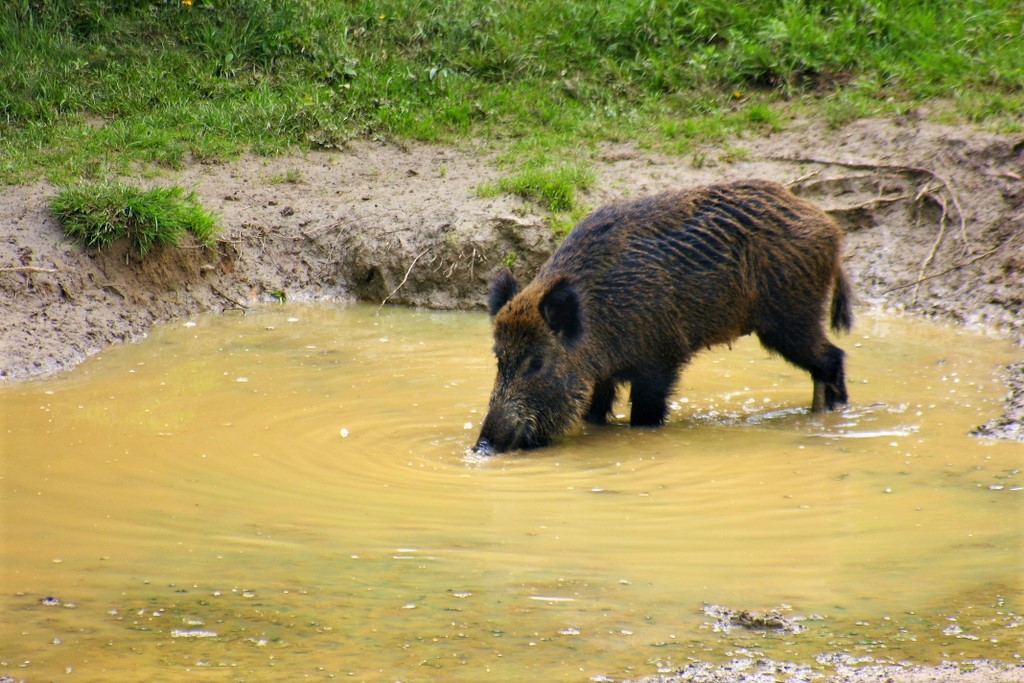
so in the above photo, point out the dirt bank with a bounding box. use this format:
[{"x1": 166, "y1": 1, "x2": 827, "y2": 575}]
[{"x1": 2, "y1": 117, "x2": 1022, "y2": 440}]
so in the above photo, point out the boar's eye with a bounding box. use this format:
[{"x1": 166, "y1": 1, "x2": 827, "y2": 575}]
[{"x1": 524, "y1": 355, "x2": 544, "y2": 377}]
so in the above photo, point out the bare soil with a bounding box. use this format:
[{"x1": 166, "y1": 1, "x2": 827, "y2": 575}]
[{"x1": 1, "y1": 116, "x2": 1022, "y2": 681}]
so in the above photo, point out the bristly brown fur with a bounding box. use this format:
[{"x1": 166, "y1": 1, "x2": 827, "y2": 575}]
[{"x1": 475, "y1": 180, "x2": 853, "y2": 453}]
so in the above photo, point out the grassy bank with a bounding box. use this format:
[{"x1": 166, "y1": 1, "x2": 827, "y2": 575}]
[
  {"x1": 51, "y1": 181, "x2": 219, "y2": 255},
  {"x1": 2, "y1": 0, "x2": 1022, "y2": 186}
]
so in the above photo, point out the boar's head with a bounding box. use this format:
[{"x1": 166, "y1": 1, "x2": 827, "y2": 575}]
[{"x1": 474, "y1": 268, "x2": 590, "y2": 454}]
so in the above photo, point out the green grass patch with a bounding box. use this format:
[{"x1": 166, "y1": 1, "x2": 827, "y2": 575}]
[
  {"x1": 479, "y1": 162, "x2": 595, "y2": 213},
  {"x1": 51, "y1": 182, "x2": 219, "y2": 256},
  {"x1": 3, "y1": 1, "x2": 1022, "y2": 184},
  {"x1": 267, "y1": 168, "x2": 304, "y2": 185}
]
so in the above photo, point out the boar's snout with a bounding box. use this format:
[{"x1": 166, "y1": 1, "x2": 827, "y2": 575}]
[
  {"x1": 470, "y1": 437, "x2": 494, "y2": 456},
  {"x1": 474, "y1": 403, "x2": 543, "y2": 454}
]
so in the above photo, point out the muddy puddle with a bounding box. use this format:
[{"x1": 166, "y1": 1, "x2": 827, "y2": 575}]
[{"x1": 2, "y1": 304, "x2": 1022, "y2": 681}]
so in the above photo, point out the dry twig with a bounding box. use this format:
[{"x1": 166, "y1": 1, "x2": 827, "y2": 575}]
[
  {"x1": 1, "y1": 265, "x2": 58, "y2": 274},
  {"x1": 838, "y1": 195, "x2": 911, "y2": 212},
  {"x1": 211, "y1": 284, "x2": 250, "y2": 310},
  {"x1": 377, "y1": 247, "x2": 431, "y2": 313},
  {"x1": 785, "y1": 169, "x2": 821, "y2": 187}
]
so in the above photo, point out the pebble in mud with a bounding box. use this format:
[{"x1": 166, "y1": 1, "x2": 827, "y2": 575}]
[
  {"x1": 39, "y1": 596, "x2": 75, "y2": 608},
  {"x1": 702, "y1": 603, "x2": 806, "y2": 634}
]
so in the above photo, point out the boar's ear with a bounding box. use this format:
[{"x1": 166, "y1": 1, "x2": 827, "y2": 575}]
[
  {"x1": 488, "y1": 267, "x2": 520, "y2": 317},
  {"x1": 539, "y1": 277, "x2": 583, "y2": 344}
]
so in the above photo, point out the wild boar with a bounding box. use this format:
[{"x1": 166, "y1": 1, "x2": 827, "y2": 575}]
[{"x1": 474, "y1": 180, "x2": 852, "y2": 453}]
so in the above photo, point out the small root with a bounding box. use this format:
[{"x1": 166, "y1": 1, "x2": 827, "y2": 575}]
[
  {"x1": 882, "y1": 231, "x2": 1024, "y2": 295},
  {"x1": 769, "y1": 154, "x2": 972, "y2": 292},
  {"x1": 376, "y1": 247, "x2": 431, "y2": 314},
  {"x1": 912, "y1": 190, "x2": 949, "y2": 304}
]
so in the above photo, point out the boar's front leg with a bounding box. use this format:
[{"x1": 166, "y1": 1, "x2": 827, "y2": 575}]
[
  {"x1": 628, "y1": 367, "x2": 679, "y2": 427},
  {"x1": 584, "y1": 379, "x2": 617, "y2": 425}
]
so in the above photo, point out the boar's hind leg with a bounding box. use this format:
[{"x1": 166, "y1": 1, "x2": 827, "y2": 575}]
[
  {"x1": 629, "y1": 368, "x2": 678, "y2": 427},
  {"x1": 585, "y1": 379, "x2": 617, "y2": 425},
  {"x1": 757, "y1": 324, "x2": 848, "y2": 413},
  {"x1": 814, "y1": 344, "x2": 848, "y2": 412}
]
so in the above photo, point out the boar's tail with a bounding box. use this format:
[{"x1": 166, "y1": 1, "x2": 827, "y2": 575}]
[{"x1": 830, "y1": 267, "x2": 854, "y2": 334}]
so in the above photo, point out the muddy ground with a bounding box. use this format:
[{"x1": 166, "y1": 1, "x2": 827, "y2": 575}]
[
  {"x1": 1, "y1": 118, "x2": 1023, "y2": 682},
  {"x1": 2, "y1": 117, "x2": 1022, "y2": 437}
]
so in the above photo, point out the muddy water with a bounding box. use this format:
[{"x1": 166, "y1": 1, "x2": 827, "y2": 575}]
[{"x1": 2, "y1": 304, "x2": 1022, "y2": 682}]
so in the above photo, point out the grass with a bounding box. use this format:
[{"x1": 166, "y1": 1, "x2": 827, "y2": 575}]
[
  {"x1": 267, "y1": 168, "x2": 304, "y2": 185},
  {"x1": 478, "y1": 162, "x2": 595, "y2": 213},
  {"x1": 51, "y1": 182, "x2": 219, "y2": 256},
  {"x1": 3, "y1": 0, "x2": 1023, "y2": 206}
]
